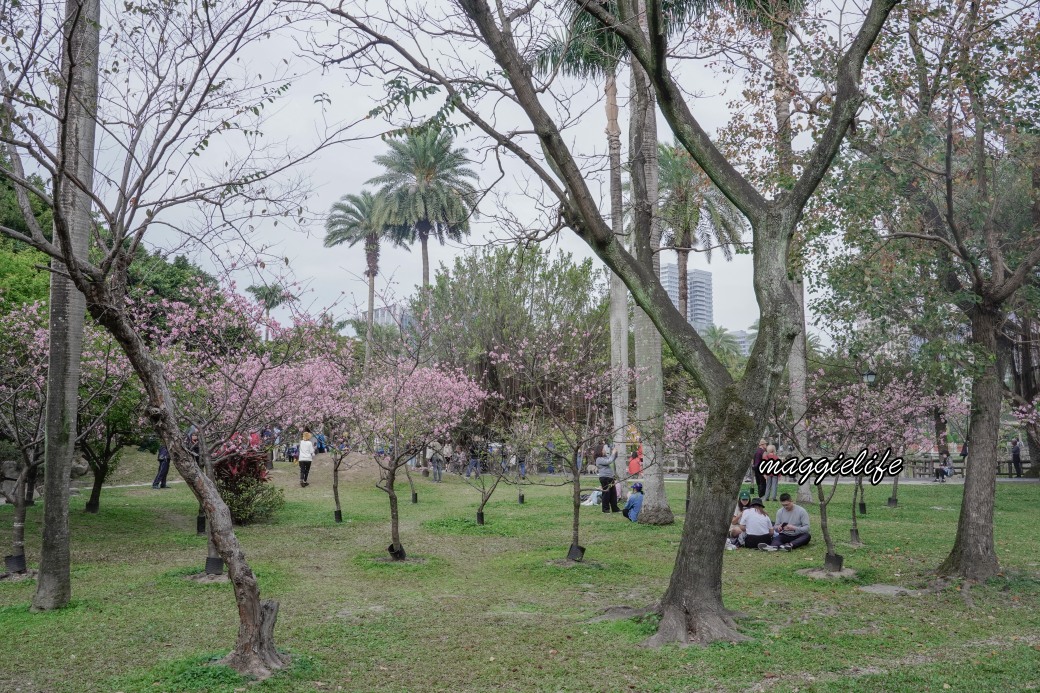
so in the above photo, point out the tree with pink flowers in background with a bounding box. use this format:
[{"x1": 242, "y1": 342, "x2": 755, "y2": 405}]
[
  {"x1": 346, "y1": 361, "x2": 485, "y2": 560},
  {"x1": 773, "y1": 370, "x2": 966, "y2": 569},
  {"x1": 0, "y1": 303, "x2": 139, "y2": 574},
  {"x1": 664, "y1": 401, "x2": 709, "y2": 513}
]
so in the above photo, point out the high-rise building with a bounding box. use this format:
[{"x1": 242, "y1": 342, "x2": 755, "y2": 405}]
[{"x1": 660, "y1": 264, "x2": 714, "y2": 332}]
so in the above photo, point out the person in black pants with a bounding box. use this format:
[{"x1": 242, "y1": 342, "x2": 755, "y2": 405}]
[
  {"x1": 1011, "y1": 438, "x2": 1023, "y2": 477},
  {"x1": 152, "y1": 445, "x2": 170, "y2": 489},
  {"x1": 595, "y1": 444, "x2": 620, "y2": 513},
  {"x1": 752, "y1": 439, "x2": 768, "y2": 498}
]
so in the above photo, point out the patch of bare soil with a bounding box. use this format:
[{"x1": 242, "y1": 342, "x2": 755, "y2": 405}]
[
  {"x1": 184, "y1": 572, "x2": 230, "y2": 584},
  {"x1": 796, "y1": 567, "x2": 858, "y2": 580},
  {"x1": 0, "y1": 568, "x2": 37, "y2": 582},
  {"x1": 546, "y1": 559, "x2": 603, "y2": 568}
]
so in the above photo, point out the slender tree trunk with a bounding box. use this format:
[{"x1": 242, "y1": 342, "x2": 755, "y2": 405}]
[
  {"x1": 817, "y1": 478, "x2": 838, "y2": 559},
  {"x1": 363, "y1": 234, "x2": 380, "y2": 375},
  {"x1": 417, "y1": 223, "x2": 431, "y2": 288},
  {"x1": 571, "y1": 457, "x2": 581, "y2": 551},
  {"x1": 24, "y1": 465, "x2": 38, "y2": 505},
  {"x1": 676, "y1": 245, "x2": 690, "y2": 321},
  {"x1": 629, "y1": 24, "x2": 672, "y2": 526},
  {"x1": 938, "y1": 306, "x2": 1002, "y2": 581},
  {"x1": 8, "y1": 465, "x2": 31, "y2": 571},
  {"x1": 333, "y1": 458, "x2": 342, "y2": 516},
  {"x1": 386, "y1": 466, "x2": 403, "y2": 557},
  {"x1": 34, "y1": 0, "x2": 101, "y2": 612},
  {"x1": 606, "y1": 69, "x2": 630, "y2": 469},
  {"x1": 84, "y1": 460, "x2": 105, "y2": 514}
]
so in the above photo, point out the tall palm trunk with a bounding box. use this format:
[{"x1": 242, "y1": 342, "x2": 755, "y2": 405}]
[
  {"x1": 364, "y1": 233, "x2": 379, "y2": 375},
  {"x1": 629, "y1": 12, "x2": 671, "y2": 525},
  {"x1": 606, "y1": 69, "x2": 629, "y2": 465},
  {"x1": 417, "y1": 220, "x2": 432, "y2": 288},
  {"x1": 769, "y1": 21, "x2": 811, "y2": 503},
  {"x1": 33, "y1": 0, "x2": 100, "y2": 612},
  {"x1": 676, "y1": 239, "x2": 690, "y2": 321}
]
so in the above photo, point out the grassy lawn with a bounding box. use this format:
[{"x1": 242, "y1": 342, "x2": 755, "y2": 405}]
[{"x1": 2, "y1": 451, "x2": 1039, "y2": 692}]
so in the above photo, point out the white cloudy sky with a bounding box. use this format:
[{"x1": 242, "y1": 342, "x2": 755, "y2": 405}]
[{"x1": 135, "y1": 1, "x2": 845, "y2": 341}]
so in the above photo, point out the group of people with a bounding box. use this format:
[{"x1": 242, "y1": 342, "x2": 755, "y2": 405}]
[
  {"x1": 592, "y1": 443, "x2": 644, "y2": 522},
  {"x1": 726, "y1": 489, "x2": 811, "y2": 552}
]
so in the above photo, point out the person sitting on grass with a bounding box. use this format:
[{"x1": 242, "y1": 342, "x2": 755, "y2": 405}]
[
  {"x1": 728, "y1": 490, "x2": 752, "y2": 544},
  {"x1": 622, "y1": 482, "x2": 644, "y2": 522},
  {"x1": 735, "y1": 498, "x2": 773, "y2": 550},
  {"x1": 760, "y1": 493, "x2": 811, "y2": 552}
]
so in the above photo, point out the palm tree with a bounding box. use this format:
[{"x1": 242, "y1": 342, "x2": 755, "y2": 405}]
[
  {"x1": 367, "y1": 129, "x2": 478, "y2": 288},
  {"x1": 246, "y1": 282, "x2": 295, "y2": 342},
  {"x1": 34, "y1": 0, "x2": 101, "y2": 611},
  {"x1": 702, "y1": 325, "x2": 741, "y2": 362},
  {"x1": 324, "y1": 191, "x2": 405, "y2": 373},
  {"x1": 659, "y1": 141, "x2": 746, "y2": 319}
]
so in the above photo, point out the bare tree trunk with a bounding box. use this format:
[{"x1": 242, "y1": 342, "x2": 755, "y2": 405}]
[
  {"x1": 333, "y1": 458, "x2": 342, "y2": 517},
  {"x1": 629, "y1": 23, "x2": 671, "y2": 526},
  {"x1": 850, "y1": 476, "x2": 863, "y2": 545},
  {"x1": 606, "y1": 69, "x2": 630, "y2": 470},
  {"x1": 386, "y1": 466, "x2": 403, "y2": 558},
  {"x1": 939, "y1": 306, "x2": 1002, "y2": 581},
  {"x1": 84, "y1": 461, "x2": 105, "y2": 514},
  {"x1": 571, "y1": 457, "x2": 581, "y2": 552},
  {"x1": 7, "y1": 465, "x2": 31, "y2": 572},
  {"x1": 34, "y1": 0, "x2": 101, "y2": 612}
]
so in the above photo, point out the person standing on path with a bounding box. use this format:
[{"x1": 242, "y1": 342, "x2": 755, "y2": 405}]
[
  {"x1": 1011, "y1": 438, "x2": 1022, "y2": 478},
  {"x1": 595, "y1": 443, "x2": 620, "y2": 513},
  {"x1": 298, "y1": 427, "x2": 316, "y2": 487},
  {"x1": 152, "y1": 444, "x2": 170, "y2": 489}
]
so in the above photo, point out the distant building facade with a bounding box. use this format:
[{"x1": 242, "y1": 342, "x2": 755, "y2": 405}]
[{"x1": 661, "y1": 263, "x2": 714, "y2": 332}]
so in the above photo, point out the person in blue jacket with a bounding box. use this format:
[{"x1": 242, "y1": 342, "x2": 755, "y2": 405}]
[{"x1": 622, "y1": 482, "x2": 644, "y2": 522}]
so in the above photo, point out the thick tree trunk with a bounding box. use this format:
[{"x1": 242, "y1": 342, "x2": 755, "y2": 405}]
[
  {"x1": 34, "y1": 0, "x2": 101, "y2": 612},
  {"x1": 938, "y1": 306, "x2": 1002, "y2": 581},
  {"x1": 606, "y1": 69, "x2": 630, "y2": 469},
  {"x1": 645, "y1": 402, "x2": 755, "y2": 646},
  {"x1": 629, "y1": 38, "x2": 672, "y2": 526}
]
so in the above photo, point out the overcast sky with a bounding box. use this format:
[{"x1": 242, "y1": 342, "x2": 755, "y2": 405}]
[{"x1": 143, "y1": 2, "x2": 849, "y2": 341}]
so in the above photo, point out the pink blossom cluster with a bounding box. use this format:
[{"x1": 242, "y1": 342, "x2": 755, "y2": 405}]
[{"x1": 664, "y1": 401, "x2": 709, "y2": 456}]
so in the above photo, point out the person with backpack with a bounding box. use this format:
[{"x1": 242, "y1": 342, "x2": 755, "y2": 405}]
[
  {"x1": 152, "y1": 444, "x2": 171, "y2": 489},
  {"x1": 595, "y1": 443, "x2": 620, "y2": 513}
]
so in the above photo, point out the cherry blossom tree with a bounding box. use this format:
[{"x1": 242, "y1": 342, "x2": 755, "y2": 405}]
[{"x1": 347, "y1": 363, "x2": 485, "y2": 559}]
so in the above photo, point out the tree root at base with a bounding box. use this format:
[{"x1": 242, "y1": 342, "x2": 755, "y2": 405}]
[{"x1": 642, "y1": 604, "x2": 750, "y2": 647}]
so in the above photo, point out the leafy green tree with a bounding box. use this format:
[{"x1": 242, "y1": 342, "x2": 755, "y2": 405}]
[
  {"x1": 245, "y1": 283, "x2": 296, "y2": 342},
  {"x1": 368, "y1": 129, "x2": 479, "y2": 288}
]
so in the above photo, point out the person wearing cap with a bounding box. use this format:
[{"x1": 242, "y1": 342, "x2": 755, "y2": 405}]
[
  {"x1": 729, "y1": 490, "x2": 752, "y2": 541},
  {"x1": 622, "y1": 482, "x2": 643, "y2": 522},
  {"x1": 760, "y1": 493, "x2": 811, "y2": 551},
  {"x1": 738, "y1": 498, "x2": 774, "y2": 550}
]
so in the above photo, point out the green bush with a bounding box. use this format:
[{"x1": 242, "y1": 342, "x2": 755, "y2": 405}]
[{"x1": 213, "y1": 449, "x2": 284, "y2": 524}]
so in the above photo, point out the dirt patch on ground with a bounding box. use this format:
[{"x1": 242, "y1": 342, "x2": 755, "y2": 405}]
[
  {"x1": 858, "y1": 584, "x2": 922, "y2": 597},
  {"x1": 546, "y1": 559, "x2": 604, "y2": 568},
  {"x1": 796, "y1": 567, "x2": 859, "y2": 580},
  {"x1": 183, "y1": 572, "x2": 230, "y2": 584},
  {"x1": 0, "y1": 568, "x2": 37, "y2": 582}
]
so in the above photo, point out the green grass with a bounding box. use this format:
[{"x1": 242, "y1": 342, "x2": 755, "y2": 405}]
[{"x1": 2, "y1": 459, "x2": 1039, "y2": 692}]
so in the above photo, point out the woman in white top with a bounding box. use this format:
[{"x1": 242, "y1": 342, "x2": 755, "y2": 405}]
[
  {"x1": 298, "y1": 427, "x2": 316, "y2": 487},
  {"x1": 739, "y1": 498, "x2": 774, "y2": 549}
]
